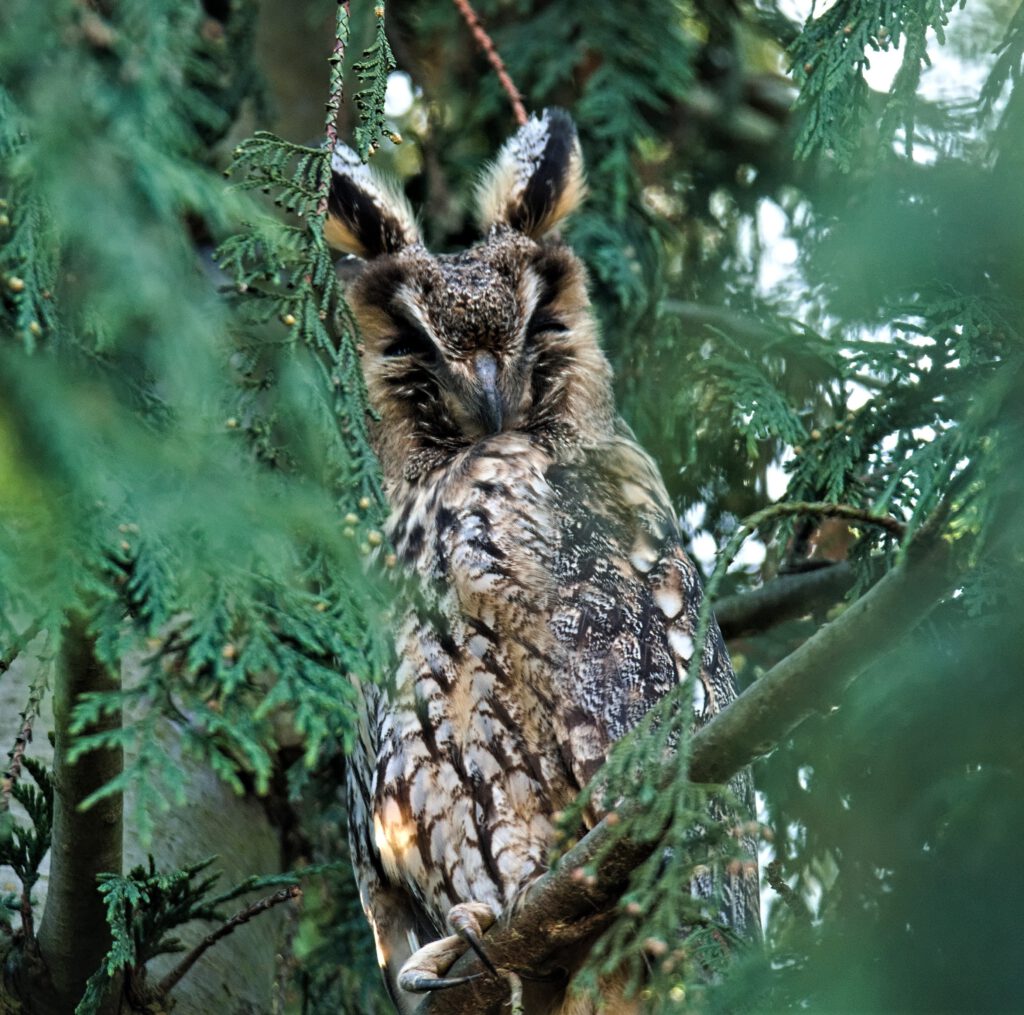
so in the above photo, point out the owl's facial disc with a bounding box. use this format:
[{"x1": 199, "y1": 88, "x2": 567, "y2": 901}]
[
  {"x1": 364, "y1": 245, "x2": 536, "y2": 439},
  {"x1": 351, "y1": 232, "x2": 613, "y2": 478}
]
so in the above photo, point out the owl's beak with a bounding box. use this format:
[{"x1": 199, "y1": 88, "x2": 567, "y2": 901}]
[{"x1": 473, "y1": 352, "x2": 504, "y2": 433}]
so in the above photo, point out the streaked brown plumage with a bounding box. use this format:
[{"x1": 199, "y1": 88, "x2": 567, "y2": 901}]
[{"x1": 329, "y1": 110, "x2": 759, "y2": 1014}]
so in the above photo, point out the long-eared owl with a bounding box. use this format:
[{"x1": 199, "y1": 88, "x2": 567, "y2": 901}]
[{"x1": 327, "y1": 110, "x2": 759, "y2": 1014}]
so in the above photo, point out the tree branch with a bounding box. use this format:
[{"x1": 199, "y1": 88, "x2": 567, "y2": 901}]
[
  {"x1": 713, "y1": 562, "x2": 854, "y2": 640},
  {"x1": 0, "y1": 617, "x2": 43, "y2": 679},
  {"x1": 314, "y1": 0, "x2": 350, "y2": 222},
  {"x1": 740, "y1": 500, "x2": 904, "y2": 542},
  {"x1": 2, "y1": 662, "x2": 48, "y2": 816},
  {"x1": 34, "y1": 612, "x2": 123, "y2": 1015},
  {"x1": 156, "y1": 885, "x2": 302, "y2": 998},
  {"x1": 415, "y1": 527, "x2": 954, "y2": 1014},
  {"x1": 661, "y1": 299, "x2": 783, "y2": 347}
]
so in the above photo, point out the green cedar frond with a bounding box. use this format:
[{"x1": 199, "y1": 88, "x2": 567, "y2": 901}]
[
  {"x1": 0, "y1": 757, "x2": 52, "y2": 921},
  {"x1": 0, "y1": 87, "x2": 59, "y2": 351},
  {"x1": 352, "y1": 4, "x2": 398, "y2": 160},
  {"x1": 230, "y1": 133, "x2": 327, "y2": 218},
  {"x1": 789, "y1": 0, "x2": 964, "y2": 165},
  {"x1": 76, "y1": 857, "x2": 334, "y2": 1015}
]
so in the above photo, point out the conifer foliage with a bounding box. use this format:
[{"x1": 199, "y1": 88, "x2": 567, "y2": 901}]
[{"x1": 1, "y1": 0, "x2": 1022, "y2": 1013}]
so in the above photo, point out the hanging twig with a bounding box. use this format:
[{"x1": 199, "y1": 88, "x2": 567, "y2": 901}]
[
  {"x1": 156, "y1": 886, "x2": 302, "y2": 997},
  {"x1": 0, "y1": 618, "x2": 47, "y2": 815},
  {"x1": 451, "y1": 0, "x2": 528, "y2": 126},
  {"x1": 1, "y1": 624, "x2": 48, "y2": 942},
  {"x1": 0, "y1": 671, "x2": 47, "y2": 815},
  {"x1": 315, "y1": 0, "x2": 352, "y2": 222}
]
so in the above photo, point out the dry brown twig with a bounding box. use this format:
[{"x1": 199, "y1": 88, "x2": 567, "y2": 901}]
[
  {"x1": 1, "y1": 699, "x2": 40, "y2": 815},
  {"x1": 156, "y1": 885, "x2": 302, "y2": 997},
  {"x1": 451, "y1": 0, "x2": 528, "y2": 126},
  {"x1": 315, "y1": 0, "x2": 351, "y2": 222},
  {"x1": 1, "y1": 621, "x2": 47, "y2": 816}
]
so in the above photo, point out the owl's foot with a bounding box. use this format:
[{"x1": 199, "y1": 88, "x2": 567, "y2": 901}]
[
  {"x1": 448, "y1": 901, "x2": 500, "y2": 976},
  {"x1": 397, "y1": 935, "x2": 484, "y2": 992},
  {"x1": 398, "y1": 901, "x2": 498, "y2": 993}
]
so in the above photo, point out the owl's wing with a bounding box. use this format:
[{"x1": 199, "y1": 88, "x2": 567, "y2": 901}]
[
  {"x1": 546, "y1": 425, "x2": 760, "y2": 934},
  {"x1": 545, "y1": 425, "x2": 736, "y2": 791},
  {"x1": 346, "y1": 681, "x2": 438, "y2": 1012}
]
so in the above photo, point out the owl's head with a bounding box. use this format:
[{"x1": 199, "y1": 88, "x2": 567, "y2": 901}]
[{"x1": 326, "y1": 110, "x2": 614, "y2": 485}]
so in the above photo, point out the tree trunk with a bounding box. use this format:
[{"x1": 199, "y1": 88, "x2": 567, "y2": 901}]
[
  {"x1": 0, "y1": 630, "x2": 286, "y2": 1015},
  {"x1": 35, "y1": 614, "x2": 123, "y2": 1015}
]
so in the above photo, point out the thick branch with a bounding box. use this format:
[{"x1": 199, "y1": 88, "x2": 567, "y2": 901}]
[
  {"x1": 416, "y1": 529, "x2": 954, "y2": 1014},
  {"x1": 661, "y1": 299, "x2": 781, "y2": 346},
  {"x1": 714, "y1": 562, "x2": 854, "y2": 640},
  {"x1": 687, "y1": 530, "x2": 947, "y2": 783},
  {"x1": 34, "y1": 613, "x2": 123, "y2": 1015}
]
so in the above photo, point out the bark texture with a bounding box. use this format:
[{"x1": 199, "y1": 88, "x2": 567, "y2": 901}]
[{"x1": 36, "y1": 615, "x2": 123, "y2": 1015}]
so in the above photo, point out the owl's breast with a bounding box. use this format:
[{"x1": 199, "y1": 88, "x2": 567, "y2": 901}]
[
  {"x1": 389, "y1": 435, "x2": 554, "y2": 587},
  {"x1": 373, "y1": 435, "x2": 575, "y2": 922}
]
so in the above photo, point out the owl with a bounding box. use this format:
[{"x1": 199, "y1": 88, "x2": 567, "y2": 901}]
[{"x1": 327, "y1": 110, "x2": 759, "y2": 1014}]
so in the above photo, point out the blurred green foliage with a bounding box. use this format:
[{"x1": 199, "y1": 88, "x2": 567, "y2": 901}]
[
  {"x1": 0, "y1": 2, "x2": 392, "y2": 1005},
  {"x1": 1, "y1": 0, "x2": 1022, "y2": 1011}
]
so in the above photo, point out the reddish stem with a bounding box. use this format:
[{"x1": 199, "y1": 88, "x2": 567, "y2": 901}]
[
  {"x1": 2, "y1": 711, "x2": 35, "y2": 813},
  {"x1": 316, "y1": 0, "x2": 352, "y2": 221},
  {"x1": 451, "y1": 0, "x2": 528, "y2": 126}
]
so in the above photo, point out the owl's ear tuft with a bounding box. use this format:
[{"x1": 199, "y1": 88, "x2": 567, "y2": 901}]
[
  {"x1": 325, "y1": 143, "x2": 420, "y2": 258},
  {"x1": 476, "y1": 109, "x2": 587, "y2": 240}
]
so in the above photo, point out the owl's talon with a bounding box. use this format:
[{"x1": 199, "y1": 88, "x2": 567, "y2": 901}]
[
  {"x1": 398, "y1": 902, "x2": 500, "y2": 995},
  {"x1": 398, "y1": 969, "x2": 484, "y2": 992},
  {"x1": 448, "y1": 901, "x2": 500, "y2": 977},
  {"x1": 398, "y1": 932, "x2": 487, "y2": 993}
]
